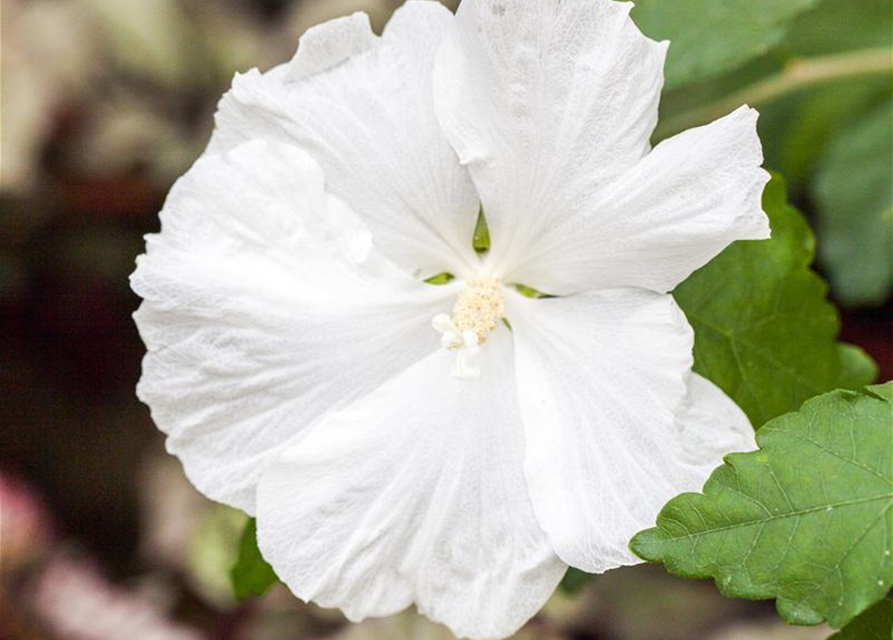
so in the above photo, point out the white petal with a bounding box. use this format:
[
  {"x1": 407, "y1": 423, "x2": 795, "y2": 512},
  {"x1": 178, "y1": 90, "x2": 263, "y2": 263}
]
[
  {"x1": 284, "y1": 12, "x2": 377, "y2": 81},
  {"x1": 132, "y1": 140, "x2": 453, "y2": 513},
  {"x1": 508, "y1": 106, "x2": 771, "y2": 295},
  {"x1": 433, "y1": 0, "x2": 667, "y2": 275},
  {"x1": 676, "y1": 373, "x2": 757, "y2": 476},
  {"x1": 256, "y1": 329, "x2": 565, "y2": 640},
  {"x1": 209, "y1": 2, "x2": 480, "y2": 277},
  {"x1": 506, "y1": 289, "x2": 699, "y2": 572}
]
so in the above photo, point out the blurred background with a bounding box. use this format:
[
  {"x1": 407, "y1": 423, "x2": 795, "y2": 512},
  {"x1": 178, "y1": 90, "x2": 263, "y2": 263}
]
[{"x1": 1, "y1": 0, "x2": 890, "y2": 638}]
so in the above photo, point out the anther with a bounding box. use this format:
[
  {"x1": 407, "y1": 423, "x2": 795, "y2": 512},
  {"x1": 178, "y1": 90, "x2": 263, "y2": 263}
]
[{"x1": 432, "y1": 278, "x2": 505, "y2": 380}]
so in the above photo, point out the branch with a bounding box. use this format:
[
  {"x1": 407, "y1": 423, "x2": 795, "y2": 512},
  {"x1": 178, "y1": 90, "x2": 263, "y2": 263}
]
[{"x1": 656, "y1": 47, "x2": 893, "y2": 139}]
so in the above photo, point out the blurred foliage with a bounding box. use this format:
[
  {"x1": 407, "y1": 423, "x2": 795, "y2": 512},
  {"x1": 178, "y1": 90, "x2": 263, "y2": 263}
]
[
  {"x1": 759, "y1": 0, "x2": 892, "y2": 188},
  {"x1": 630, "y1": 0, "x2": 818, "y2": 88},
  {"x1": 189, "y1": 505, "x2": 249, "y2": 607},
  {"x1": 829, "y1": 599, "x2": 893, "y2": 640},
  {"x1": 231, "y1": 519, "x2": 279, "y2": 601},
  {"x1": 814, "y1": 100, "x2": 893, "y2": 305}
]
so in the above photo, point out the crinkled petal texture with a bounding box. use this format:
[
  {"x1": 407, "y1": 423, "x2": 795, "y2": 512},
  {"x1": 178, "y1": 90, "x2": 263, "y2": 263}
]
[
  {"x1": 506, "y1": 290, "x2": 754, "y2": 572},
  {"x1": 507, "y1": 107, "x2": 771, "y2": 294},
  {"x1": 209, "y1": 2, "x2": 480, "y2": 278},
  {"x1": 256, "y1": 329, "x2": 566, "y2": 640},
  {"x1": 433, "y1": 0, "x2": 666, "y2": 277},
  {"x1": 434, "y1": 0, "x2": 769, "y2": 294},
  {"x1": 132, "y1": 140, "x2": 455, "y2": 514}
]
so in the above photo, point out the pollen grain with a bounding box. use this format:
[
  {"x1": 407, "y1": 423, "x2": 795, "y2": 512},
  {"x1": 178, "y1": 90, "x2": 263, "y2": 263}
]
[{"x1": 451, "y1": 278, "x2": 505, "y2": 344}]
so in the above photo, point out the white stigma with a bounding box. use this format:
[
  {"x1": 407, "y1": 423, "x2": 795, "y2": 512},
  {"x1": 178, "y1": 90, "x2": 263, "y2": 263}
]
[{"x1": 432, "y1": 277, "x2": 505, "y2": 380}]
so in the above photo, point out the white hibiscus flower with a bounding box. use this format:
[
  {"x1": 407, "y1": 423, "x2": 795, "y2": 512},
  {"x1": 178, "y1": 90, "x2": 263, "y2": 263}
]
[{"x1": 131, "y1": 0, "x2": 770, "y2": 638}]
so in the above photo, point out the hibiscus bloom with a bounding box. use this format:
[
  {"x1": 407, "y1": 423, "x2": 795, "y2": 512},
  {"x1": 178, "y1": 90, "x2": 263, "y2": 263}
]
[{"x1": 132, "y1": 0, "x2": 769, "y2": 637}]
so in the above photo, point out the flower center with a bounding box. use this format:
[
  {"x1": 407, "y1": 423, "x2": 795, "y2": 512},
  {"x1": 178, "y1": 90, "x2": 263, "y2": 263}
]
[
  {"x1": 450, "y1": 277, "x2": 506, "y2": 344},
  {"x1": 432, "y1": 277, "x2": 505, "y2": 380}
]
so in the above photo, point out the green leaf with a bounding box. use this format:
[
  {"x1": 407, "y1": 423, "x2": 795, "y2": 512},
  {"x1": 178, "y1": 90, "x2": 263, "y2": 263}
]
[
  {"x1": 813, "y1": 99, "x2": 893, "y2": 306},
  {"x1": 631, "y1": 382, "x2": 893, "y2": 629},
  {"x1": 629, "y1": 0, "x2": 818, "y2": 89},
  {"x1": 829, "y1": 599, "x2": 893, "y2": 640},
  {"x1": 838, "y1": 344, "x2": 883, "y2": 396},
  {"x1": 187, "y1": 506, "x2": 249, "y2": 605},
  {"x1": 230, "y1": 518, "x2": 279, "y2": 600},
  {"x1": 759, "y1": 79, "x2": 890, "y2": 191},
  {"x1": 752, "y1": 0, "x2": 892, "y2": 188},
  {"x1": 789, "y1": 0, "x2": 893, "y2": 56},
  {"x1": 559, "y1": 567, "x2": 592, "y2": 596},
  {"x1": 674, "y1": 175, "x2": 877, "y2": 427}
]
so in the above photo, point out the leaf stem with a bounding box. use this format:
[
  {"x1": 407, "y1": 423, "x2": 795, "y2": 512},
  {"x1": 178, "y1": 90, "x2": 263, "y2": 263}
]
[{"x1": 656, "y1": 47, "x2": 893, "y2": 139}]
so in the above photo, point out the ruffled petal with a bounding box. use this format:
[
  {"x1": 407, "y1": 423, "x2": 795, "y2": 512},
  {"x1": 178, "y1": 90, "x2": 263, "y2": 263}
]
[
  {"x1": 433, "y1": 0, "x2": 666, "y2": 276},
  {"x1": 676, "y1": 373, "x2": 757, "y2": 476},
  {"x1": 209, "y1": 3, "x2": 480, "y2": 277},
  {"x1": 256, "y1": 329, "x2": 565, "y2": 640},
  {"x1": 132, "y1": 140, "x2": 453, "y2": 513},
  {"x1": 508, "y1": 106, "x2": 771, "y2": 295},
  {"x1": 506, "y1": 289, "x2": 699, "y2": 572}
]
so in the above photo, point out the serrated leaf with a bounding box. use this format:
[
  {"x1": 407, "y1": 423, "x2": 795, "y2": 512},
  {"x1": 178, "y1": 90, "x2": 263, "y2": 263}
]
[
  {"x1": 631, "y1": 382, "x2": 893, "y2": 629},
  {"x1": 674, "y1": 175, "x2": 877, "y2": 427},
  {"x1": 813, "y1": 99, "x2": 893, "y2": 306},
  {"x1": 629, "y1": 0, "x2": 818, "y2": 89},
  {"x1": 230, "y1": 518, "x2": 279, "y2": 600},
  {"x1": 829, "y1": 599, "x2": 893, "y2": 640}
]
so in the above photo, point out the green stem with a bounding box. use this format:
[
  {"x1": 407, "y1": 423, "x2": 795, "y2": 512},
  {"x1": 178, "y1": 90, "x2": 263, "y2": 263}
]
[{"x1": 656, "y1": 47, "x2": 893, "y2": 139}]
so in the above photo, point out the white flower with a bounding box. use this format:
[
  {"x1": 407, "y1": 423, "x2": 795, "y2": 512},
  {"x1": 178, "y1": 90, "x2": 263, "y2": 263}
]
[{"x1": 131, "y1": 1, "x2": 770, "y2": 638}]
